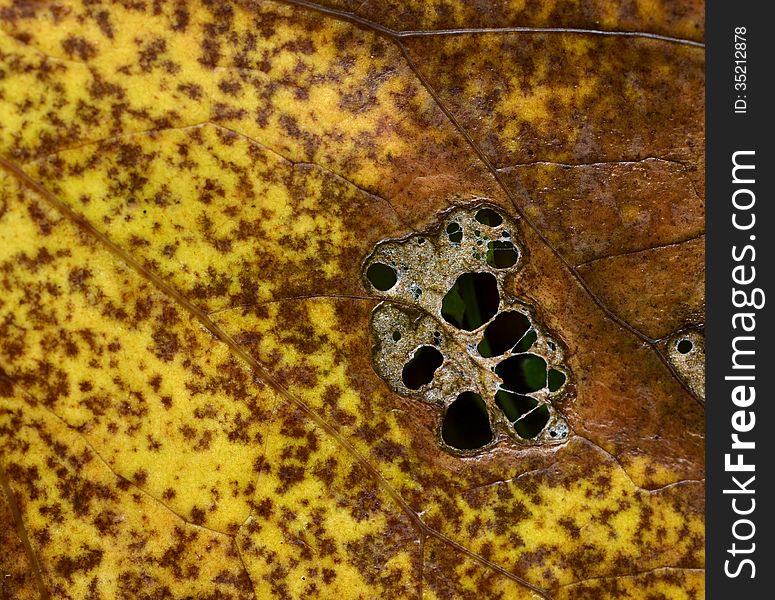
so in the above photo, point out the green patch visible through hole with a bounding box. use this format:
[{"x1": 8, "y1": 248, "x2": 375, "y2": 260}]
[
  {"x1": 478, "y1": 311, "x2": 531, "y2": 358},
  {"x1": 495, "y1": 389, "x2": 537, "y2": 421},
  {"x1": 677, "y1": 339, "x2": 693, "y2": 354},
  {"x1": 366, "y1": 262, "x2": 397, "y2": 291},
  {"x1": 548, "y1": 369, "x2": 566, "y2": 392},
  {"x1": 401, "y1": 346, "x2": 444, "y2": 390},
  {"x1": 514, "y1": 405, "x2": 550, "y2": 439},
  {"x1": 392, "y1": 331, "x2": 401, "y2": 342},
  {"x1": 486, "y1": 240, "x2": 519, "y2": 269},
  {"x1": 495, "y1": 353, "x2": 547, "y2": 393},
  {"x1": 446, "y1": 222, "x2": 463, "y2": 243},
  {"x1": 441, "y1": 272, "x2": 499, "y2": 331},
  {"x1": 442, "y1": 391, "x2": 493, "y2": 450},
  {"x1": 475, "y1": 208, "x2": 503, "y2": 227},
  {"x1": 514, "y1": 330, "x2": 537, "y2": 352}
]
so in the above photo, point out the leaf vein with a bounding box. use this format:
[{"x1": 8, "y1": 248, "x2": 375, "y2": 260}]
[
  {"x1": 575, "y1": 233, "x2": 706, "y2": 269},
  {"x1": 273, "y1": 0, "x2": 704, "y2": 46},
  {"x1": 0, "y1": 462, "x2": 51, "y2": 600}
]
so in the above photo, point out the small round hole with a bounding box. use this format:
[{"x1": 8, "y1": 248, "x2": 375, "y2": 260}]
[
  {"x1": 486, "y1": 240, "x2": 519, "y2": 269},
  {"x1": 475, "y1": 208, "x2": 503, "y2": 227},
  {"x1": 677, "y1": 339, "x2": 693, "y2": 354},
  {"x1": 366, "y1": 263, "x2": 397, "y2": 291},
  {"x1": 392, "y1": 331, "x2": 401, "y2": 342},
  {"x1": 446, "y1": 222, "x2": 463, "y2": 243}
]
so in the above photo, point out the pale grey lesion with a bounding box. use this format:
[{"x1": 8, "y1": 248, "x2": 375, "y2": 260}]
[
  {"x1": 666, "y1": 327, "x2": 705, "y2": 402},
  {"x1": 363, "y1": 202, "x2": 573, "y2": 453}
]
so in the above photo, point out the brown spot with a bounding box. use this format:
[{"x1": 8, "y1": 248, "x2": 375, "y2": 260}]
[
  {"x1": 133, "y1": 469, "x2": 148, "y2": 486},
  {"x1": 138, "y1": 38, "x2": 167, "y2": 72},
  {"x1": 27, "y1": 201, "x2": 54, "y2": 235},
  {"x1": 61, "y1": 35, "x2": 97, "y2": 61},
  {"x1": 92, "y1": 509, "x2": 122, "y2": 536},
  {"x1": 177, "y1": 82, "x2": 203, "y2": 100},
  {"x1": 54, "y1": 546, "x2": 103, "y2": 582},
  {"x1": 151, "y1": 328, "x2": 180, "y2": 362},
  {"x1": 148, "y1": 374, "x2": 162, "y2": 392},
  {"x1": 190, "y1": 506, "x2": 206, "y2": 525},
  {"x1": 218, "y1": 79, "x2": 242, "y2": 96},
  {"x1": 277, "y1": 465, "x2": 305, "y2": 493},
  {"x1": 193, "y1": 429, "x2": 214, "y2": 451},
  {"x1": 179, "y1": 425, "x2": 196, "y2": 440},
  {"x1": 558, "y1": 516, "x2": 581, "y2": 539},
  {"x1": 172, "y1": 5, "x2": 190, "y2": 31},
  {"x1": 95, "y1": 10, "x2": 114, "y2": 38}
]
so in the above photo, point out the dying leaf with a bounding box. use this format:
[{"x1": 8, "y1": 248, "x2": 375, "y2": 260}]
[{"x1": 0, "y1": 1, "x2": 704, "y2": 599}]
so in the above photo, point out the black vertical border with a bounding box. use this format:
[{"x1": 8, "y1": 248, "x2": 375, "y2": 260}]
[{"x1": 706, "y1": 2, "x2": 774, "y2": 597}]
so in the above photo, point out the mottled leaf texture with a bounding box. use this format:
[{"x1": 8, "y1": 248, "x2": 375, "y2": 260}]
[{"x1": 0, "y1": 1, "x2": 704, "y2": 599}]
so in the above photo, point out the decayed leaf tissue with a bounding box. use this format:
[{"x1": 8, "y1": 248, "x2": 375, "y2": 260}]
[{"x1": 0, "y1": 1, "x2": 705, "y2": 598}]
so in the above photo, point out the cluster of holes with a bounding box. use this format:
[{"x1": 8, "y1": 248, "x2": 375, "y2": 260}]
[{"x1": 365, "y1": 205, "x2": 571, "y2": 452}]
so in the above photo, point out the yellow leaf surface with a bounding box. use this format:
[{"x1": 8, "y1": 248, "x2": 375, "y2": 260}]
[{"x1": 1, "y1": 1, "x2": 704, "y2": 598}]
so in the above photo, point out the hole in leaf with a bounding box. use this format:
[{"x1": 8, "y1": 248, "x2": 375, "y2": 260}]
[
  {"x1": 514, "y1": 330, "x2": 537, "y2": 352},
  {"x1": 446, "y1": 222, "x2": 463, "y2": 243},
  {"x1": 547, "y1": 340, "x2": 556, "y2": 351},
  {"x1": 392, "y1": 331, "x2": 401, "y2": 342},
  {"x1": 401, "y1": 346, "x2": 444, "y2": 390},
  {"x1": 477, "y1": 311, "x2": 531, "y2": 358},
  {"x1": 514, "y1": 405, "x2": 550, "y2": 439},
  {"x1": 495, "y1": 389, "x2": 537, "y2": 421},
  {"x1": 442, "y1": 392, "x2": 493, "y2": 450},
  {"x1": 548, "y1": 369, "x2": 566, "y2": 392},
  {"x1": 486, "y1": 240, "x2": 519, "y2": 269},
  {"x1": 677, "y1": 339, "x2": 693, "y2": 354},
  {"x1": 495, "y1": 353, "x2": 547, "y2": 393},
  {"x1": 366, "y1": 263, "x2": 397, "y2": 291},
  {"x1": 475, "y1": 208, "x2": 503, "y2": 227},
  {"x1": 441, "y1": 272, "x2": 499, "y2": 331}
]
